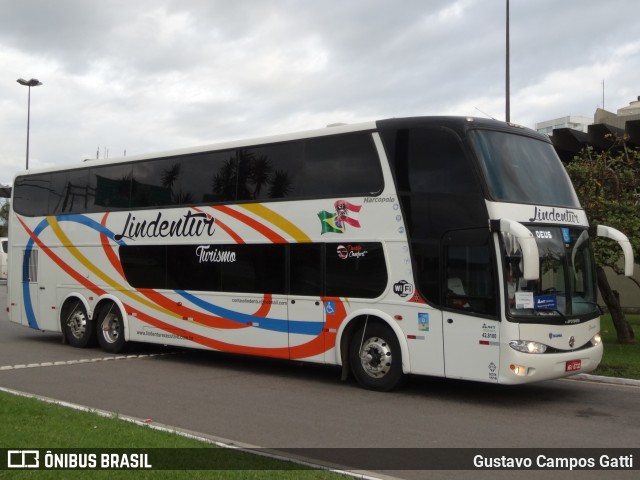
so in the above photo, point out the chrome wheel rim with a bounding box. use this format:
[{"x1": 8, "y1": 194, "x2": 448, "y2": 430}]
[
  {"x1": 359, "y1": 336, "x2": 392, "y2": 378},
  {"x1": 101, "y1": 313, "x2": 120, "y2": 344},
  {"x1": 68, "y1": 310, "x2": 87, "y2": 340}
]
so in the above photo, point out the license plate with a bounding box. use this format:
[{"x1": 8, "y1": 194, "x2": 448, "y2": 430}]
[{"x1": 566, "y1": 359, "x2": 582, "y2": 372}]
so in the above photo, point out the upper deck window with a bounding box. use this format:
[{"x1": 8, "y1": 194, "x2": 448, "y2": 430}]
[
  {"x1": 13, "y1": 131, "x2": 382, "y2": 217},
  {"x1": 470, "y1": 130, "x2": 580, "y2": 208}
]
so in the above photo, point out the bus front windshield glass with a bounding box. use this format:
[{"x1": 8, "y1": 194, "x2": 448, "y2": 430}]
[
  {"x1": 470, "y1": 129, "x2": 580, "y2": 208},
  {"x1": 503, "y1": 227, "x2": 598, "y2": 321}
]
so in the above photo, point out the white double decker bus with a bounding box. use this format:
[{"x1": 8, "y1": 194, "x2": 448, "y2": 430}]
[{"x1": 7, "y1": 117, "x2": 634, "y2": 390}]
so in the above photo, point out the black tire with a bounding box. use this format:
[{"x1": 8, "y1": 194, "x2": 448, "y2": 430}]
[
  {"x1": 96, "y1": 303, "x2": 126, "y2": 353},
  {"x1": 349, "y1": 322, "x2": 404, "y2": 391},
  {"x1": 62, "y1": 301, "x2": 96, "y2": 348}
]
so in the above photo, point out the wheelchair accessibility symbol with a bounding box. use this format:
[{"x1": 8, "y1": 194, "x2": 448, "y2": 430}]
[{"x1": 325, "y1": 301, "x2": 336, "y2": 315}]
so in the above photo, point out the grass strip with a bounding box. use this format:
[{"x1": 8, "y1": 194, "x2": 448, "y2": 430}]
[
  {"x1": 0, "y1": 391, "x2": 345, "y2": 480},
  {"x1": 595, "y1": 314, "x2": 640, "y2": 380}
]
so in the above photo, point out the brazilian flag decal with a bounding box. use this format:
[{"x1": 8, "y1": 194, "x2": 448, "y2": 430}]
[
  {"x1": 317, "y1": 200, "x2": 362, "y2": 234},
  {"x1": 318, "y1": 211, "x2": 344, "y2": 234}
]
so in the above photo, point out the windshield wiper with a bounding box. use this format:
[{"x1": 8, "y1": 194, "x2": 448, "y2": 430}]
[{"x1": 534, "y1": 308, "x2": 568, "y2": 322}]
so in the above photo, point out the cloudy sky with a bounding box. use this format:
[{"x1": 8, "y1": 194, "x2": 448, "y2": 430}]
[{"x1": 1, "y1": 0, "x2": 639, "y2": 187}]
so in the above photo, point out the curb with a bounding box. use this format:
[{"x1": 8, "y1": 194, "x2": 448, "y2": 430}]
[
  {"x1": 566, "y1": 373, "x2": 640, "y2": 387},
  {"x1": 0, "y1": 386, "x2": 388, "y2": 480}
]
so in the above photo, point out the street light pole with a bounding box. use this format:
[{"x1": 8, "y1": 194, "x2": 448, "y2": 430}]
[
  {"x1": 505, "y1": 0, "x2": 510, "y2": 123},
  {"x1": 17, "y1": 78, "x2": 43, "y2": 170}
]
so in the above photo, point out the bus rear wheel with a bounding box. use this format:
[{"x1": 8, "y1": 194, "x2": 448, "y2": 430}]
[
  {"x1": 349, "y1": 322, "x2": 404, "y2": 391},
  {"x1": 97, "y1": 303, "x2": 126, "y2": 354},
  {"x1": 63, "y1": 301, "x2": 96, "y2": 348}
]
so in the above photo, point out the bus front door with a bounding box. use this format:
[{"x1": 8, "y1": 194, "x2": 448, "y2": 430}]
[
  {"x1": 443, "y1": 311, "x2": 500, "y2": 382},
  {"x1": 442, "y1": 229, "x2": 500, "y2": 383}
]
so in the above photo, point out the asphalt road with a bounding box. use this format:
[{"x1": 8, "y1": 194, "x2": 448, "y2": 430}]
[{"x1": 0, "y1": 282, "x2": 639, "y2": 479}]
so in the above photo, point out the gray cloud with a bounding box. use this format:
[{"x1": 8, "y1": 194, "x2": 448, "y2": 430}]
[{"x1": 1, "y1": 0, "x2": 639, "y2": 186}]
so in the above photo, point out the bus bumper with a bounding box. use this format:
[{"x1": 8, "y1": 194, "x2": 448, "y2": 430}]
[{"x1": 498, "y1": 343, "x2": 603, "y2": 385}]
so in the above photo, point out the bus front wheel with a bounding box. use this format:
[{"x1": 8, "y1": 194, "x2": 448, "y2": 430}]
[
  {"x1": 349, "y1": 322, "x2": 404, "y2": 391},
  {"x1": 97, "y1": 303, "x2": 126, "y2": 354}
]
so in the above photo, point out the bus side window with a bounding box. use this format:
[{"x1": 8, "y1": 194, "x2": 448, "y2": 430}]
[
  {"x1": 325, "y1": 242, "x2": 387, "y2": 299},
  {"x1": 289, "y1": 244, "x2": 323, "y2": 296},
  {"x1": 443, "y1": 230, "x2": 497, "y2": 317},
  {"x1": 13, "y1": 174, "x2": 51, "y2": 216}
]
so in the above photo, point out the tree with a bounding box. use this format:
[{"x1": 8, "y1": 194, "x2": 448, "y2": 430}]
[{"x1": 564, "y1": 139, "x2": 639, "y2": 343}]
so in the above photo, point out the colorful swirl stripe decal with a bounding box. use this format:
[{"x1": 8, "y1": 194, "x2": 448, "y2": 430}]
[
  {"x1": 239, "y1": 203, "x2": 312, "y2": 243},
  {"x1": 18, "y1": 216, "x2": 106, "y2": 330},
  {"x1": 17, "y1": 209, "x2": 339, "y2": 360},
  {"x1": 48, "y1": 216, "x2": 177, "y2": 319},
  {"x1": 193, "y1": 207, "x2": 244, "y2": 244},
  {"x1": 98, "y1": 214, "x2": 251, "y2": 330},
  {"x1": 128, "y1": 294, "x2": 345, "y2": 359},
  {"x1": 175, "y1": 289, "x2": 321, "y2": 335},
  {"x1": 52, "y1": 215, "x2": 324, "y2": 334},
  {"x1": 211, "y1": 205, "x2": 287, "y2": 243},
  {"x1": 20, "y1": 217, "x2": 51, "y2": 329}
]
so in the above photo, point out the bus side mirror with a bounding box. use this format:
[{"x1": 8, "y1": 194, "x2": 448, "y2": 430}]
[
  {"x1": 590, "y1": 225, "x2": 635, "y2": 277},
  {"x1": 490, "y1": 219, "x2": 540, "y2": 281}
]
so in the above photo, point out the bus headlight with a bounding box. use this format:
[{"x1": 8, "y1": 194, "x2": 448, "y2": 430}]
[
  {"x1": 590, "y1": 333, "x2": 602, "y2": 347},
  {"x1": 509, "y1": 340, "x2": 548, "y2": 354}
]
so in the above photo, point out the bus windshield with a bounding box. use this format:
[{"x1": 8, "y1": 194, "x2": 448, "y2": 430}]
[
  {"x1": 503, "y1": 226, "x2": 599, "y2": 321},
  {"x1": 470, "y1": 129, "x2": 580, "y2": 208}
]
